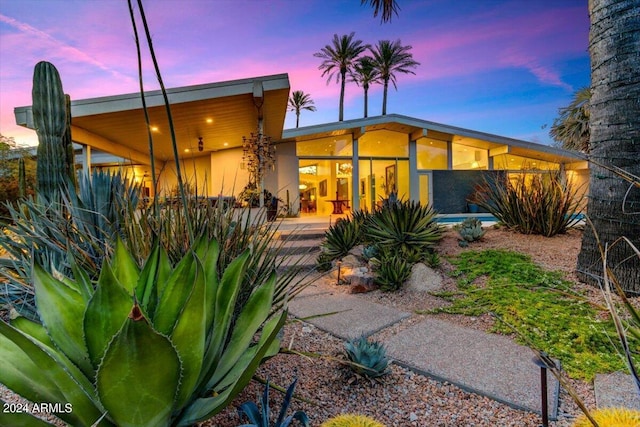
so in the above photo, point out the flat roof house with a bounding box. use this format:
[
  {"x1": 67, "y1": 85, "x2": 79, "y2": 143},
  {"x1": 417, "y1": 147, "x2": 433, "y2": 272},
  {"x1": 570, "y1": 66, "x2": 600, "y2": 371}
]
[{"x1": 15, "y1": 73, "x2": 588, "y2": 216}]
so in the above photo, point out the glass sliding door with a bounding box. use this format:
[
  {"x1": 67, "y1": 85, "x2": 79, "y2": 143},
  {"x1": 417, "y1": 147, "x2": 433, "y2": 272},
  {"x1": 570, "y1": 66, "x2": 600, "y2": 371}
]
[
  {"x1": 298, "y1": 158, "x2": 352, "y2": 216},
  {"x1": 358, "y1": 158, "x2": 409, "y2": 211}
]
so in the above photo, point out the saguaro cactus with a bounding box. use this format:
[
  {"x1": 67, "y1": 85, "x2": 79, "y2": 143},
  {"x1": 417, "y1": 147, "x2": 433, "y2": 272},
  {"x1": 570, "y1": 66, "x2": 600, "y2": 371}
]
[{"x1": 32, "y1": 61, "x2": 75, "y2": 199}]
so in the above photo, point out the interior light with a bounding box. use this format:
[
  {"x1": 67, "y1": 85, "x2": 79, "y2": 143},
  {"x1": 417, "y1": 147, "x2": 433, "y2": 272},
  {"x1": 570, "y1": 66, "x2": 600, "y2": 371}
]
[
  {"x1": 206, "y1": 118, "x2": 213, "y2": 123},
  {"x1": 223, "y1": 142, "x2": 229, "y2": 147},
  {"x1": 150, "y1": 126, "x2": 158, "y2": 132},
  {"x1": 471, "y1": 161, "x2": 479, "y2": 168},
  {"x1": 184, "y1": 148, "x2": 190, "y2": 153},
  {"x1": 299, "y1": 184, "x2": 308, "y2": 190}
]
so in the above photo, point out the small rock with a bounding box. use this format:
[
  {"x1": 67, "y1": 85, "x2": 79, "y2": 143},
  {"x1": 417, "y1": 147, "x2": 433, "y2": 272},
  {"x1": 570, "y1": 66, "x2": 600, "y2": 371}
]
[
  {"x1": 406, "y1": 262, "x2": 443, "y2": 292},
  {"x1": 409, "y1": 412, "x2": 418, "y2": 422}
]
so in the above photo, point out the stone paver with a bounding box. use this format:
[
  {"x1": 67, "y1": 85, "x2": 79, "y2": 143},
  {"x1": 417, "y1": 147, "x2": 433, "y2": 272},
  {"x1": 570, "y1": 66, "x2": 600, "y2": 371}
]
[
  {"x1": 288, "y1": 293, "x2": 410, "y2": 340},
  {"x1": 383, "y1": 317, "x2": 559, "y2": 418},
  {"x1": 594, "y1": 372, "x2": 640, "y2": 409}
]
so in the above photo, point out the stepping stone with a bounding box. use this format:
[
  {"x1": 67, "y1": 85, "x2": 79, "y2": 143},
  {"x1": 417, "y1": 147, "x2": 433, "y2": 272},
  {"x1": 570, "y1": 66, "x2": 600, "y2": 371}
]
[
  {"x1": 288, "y1": 293, "x2": 410, "y2": 340},
  {"x1": 594, "y1": 371, "x2": 640, "y2": 409},
  {"x1": 384, "y1": 317, "x2": 559, "y2": 418}
]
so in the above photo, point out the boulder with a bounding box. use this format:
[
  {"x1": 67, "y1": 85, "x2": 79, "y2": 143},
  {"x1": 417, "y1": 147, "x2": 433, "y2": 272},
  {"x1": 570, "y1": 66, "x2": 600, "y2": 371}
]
[
  {"x1": 406, "y1": 263, "x2": 443, "y2": 292},
  {"x1": 340, "y1": 254, "x2": 362, "y2": 269}
]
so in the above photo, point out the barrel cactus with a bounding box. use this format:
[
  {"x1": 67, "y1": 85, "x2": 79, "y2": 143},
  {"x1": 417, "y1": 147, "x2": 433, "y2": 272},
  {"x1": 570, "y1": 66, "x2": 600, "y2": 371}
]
[
  {"x1": 572, "y1": 407, "x2": 640, "y2": 427},
  {"x1": 0, "y1": 237, "x2": 286, "y2": 426},
  {"x1": 320, "y1": 414, "x2": 386, "y2": 427},
  {"x1": 32, "y1": 61, "x2": 75, "y2": 199}
]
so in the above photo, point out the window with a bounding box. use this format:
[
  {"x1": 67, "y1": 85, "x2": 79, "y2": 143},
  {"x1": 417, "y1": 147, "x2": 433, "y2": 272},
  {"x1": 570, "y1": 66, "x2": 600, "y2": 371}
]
[{"x1": 417, "y1": 137, "x2": 447, "y2": 169}]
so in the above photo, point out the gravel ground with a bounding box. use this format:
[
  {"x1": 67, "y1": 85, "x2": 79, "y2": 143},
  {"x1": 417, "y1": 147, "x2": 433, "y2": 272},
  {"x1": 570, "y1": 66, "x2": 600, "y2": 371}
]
[{"x1": 0, "y1": 226, "x2": 617, "y2": 426}]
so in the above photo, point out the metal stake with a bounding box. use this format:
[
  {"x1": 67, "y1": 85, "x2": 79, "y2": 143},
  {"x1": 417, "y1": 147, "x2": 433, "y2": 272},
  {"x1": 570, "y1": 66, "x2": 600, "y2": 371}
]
[{"x1": 532, "y1": 352, "x2": 549, "y2": 427}]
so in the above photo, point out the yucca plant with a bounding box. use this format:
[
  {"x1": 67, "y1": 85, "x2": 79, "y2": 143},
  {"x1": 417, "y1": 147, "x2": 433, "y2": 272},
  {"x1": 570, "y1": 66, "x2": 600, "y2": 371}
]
[
  {"x1": 365, "y1": 200, "x2": 442, "y2": 263},
  {"x1": 237, "y1": 378, "x2": 309, "y2": 427},
  {"x1": 344, "y1": 334, "x2": 390, "y2": 378},
  {"x1": 478, "y1": 170, "x2": 582, "y2": 237},
  {"x1": 320, "y1": 414, "x2": 386, "y2": 427},
  {"x1": 0, "y1": 237, "x2": 286, "y2": 426}
]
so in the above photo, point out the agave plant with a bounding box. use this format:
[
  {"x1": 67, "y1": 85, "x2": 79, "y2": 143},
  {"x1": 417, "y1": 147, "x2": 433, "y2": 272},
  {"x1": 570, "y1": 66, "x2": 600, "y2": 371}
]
[
  {"x1": 365, "y1": 200, "x2": 442, "y2": 264},
  {"x1": 456, "y1": 217, "x2": 486, "y2": 243},
  {"x1": 319, "y1": 217, "x2": 361, "y2": 262},
  {"x1": 237, "y1": 378, "x2": 309, "y2": 427},
  {"x1": 0, "y1": 237, "x2": 286, "y2": 426},
  {"x1": 344, "y1": 334, "x2": 390, "y2": 379},
  {"x1": 370, "y1": 247, "x2": 412, "y2": 291},
  {"x1": 320, "y1": 414, "x2": 386, "y2": 427}
]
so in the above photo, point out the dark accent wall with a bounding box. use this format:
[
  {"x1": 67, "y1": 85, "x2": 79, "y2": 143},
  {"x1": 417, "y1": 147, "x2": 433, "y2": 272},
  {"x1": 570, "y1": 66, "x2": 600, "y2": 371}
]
[{"x1": 432, "y1": 170, "x2": 502, "y2": 214}]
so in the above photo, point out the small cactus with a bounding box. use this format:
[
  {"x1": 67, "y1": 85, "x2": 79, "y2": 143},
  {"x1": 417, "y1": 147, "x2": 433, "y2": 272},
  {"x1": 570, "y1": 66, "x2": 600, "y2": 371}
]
[
  {"x1": 321, "y1": 414, "x2": 386, "y2": 427},
  {"x1": 457, "y1": 217, "x2": 486, "y2": 243},
  {"x1": 344, "y1": 334, "x2": 390, "y2": 378}
]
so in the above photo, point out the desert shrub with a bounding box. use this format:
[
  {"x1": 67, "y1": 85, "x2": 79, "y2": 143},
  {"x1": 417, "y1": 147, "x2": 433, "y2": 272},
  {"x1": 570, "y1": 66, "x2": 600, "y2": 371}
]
[
  {"x1": 344, "y1": 334, "x2": 390, "y2": 378},
  {"x1": 572, "y1": 407, "x2": 640, "y2": 427},
  {"x1": 321, "y1": 414, "x2": 386, "y2": 427},
  {"x1": 370, "y1": 247, "x2": 412, "y2": 291},
  {"x1": 318, "y1": 217, "x2": 361, "y2": 264},
  {"x1": 478, "y1": 170, "x2": 582, "y2": 236},
  {"x1": 365, "y1": 200, "x2": 442, "y2": 264}
]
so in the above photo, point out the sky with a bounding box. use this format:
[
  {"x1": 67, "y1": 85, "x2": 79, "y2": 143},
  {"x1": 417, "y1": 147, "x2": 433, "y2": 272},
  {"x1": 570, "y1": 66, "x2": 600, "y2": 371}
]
[{"x1": 0, "y1": 0, "x2": 590, "y2": 147}]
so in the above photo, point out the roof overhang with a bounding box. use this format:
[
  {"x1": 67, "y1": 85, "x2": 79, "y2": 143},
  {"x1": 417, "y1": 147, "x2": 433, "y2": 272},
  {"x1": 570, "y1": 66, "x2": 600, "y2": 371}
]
[
  {"x1": 15, "y1": 74, "x2": 290, "y2": 164},
  {"x1": 281, "y1": 114, "x2": 586, "y2": 165}
]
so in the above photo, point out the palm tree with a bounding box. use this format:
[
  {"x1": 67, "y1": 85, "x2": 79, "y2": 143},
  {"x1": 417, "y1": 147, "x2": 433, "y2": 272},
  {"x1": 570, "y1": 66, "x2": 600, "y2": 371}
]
[
  {"x1": 314, "y1": 33, "x2": 369, "y2": 121},
  {"x1": 577, "y1": 0, "x2": 640, "y2": 293},
  {"x1": 370, "y1": 39, "x2": 420, "y2": 115},
  {"x1": 350, "y1": 56, "x2": 379, "y2": 118},
  {"x1": 288, "y1": 90, "x2": 316, "y2": 128},
  {"x1": 361, "y1": 0, "x2": 400, "y2": 22},
  {"x1": 550, "y1": 87, "x2": 591, "y2": 153}
]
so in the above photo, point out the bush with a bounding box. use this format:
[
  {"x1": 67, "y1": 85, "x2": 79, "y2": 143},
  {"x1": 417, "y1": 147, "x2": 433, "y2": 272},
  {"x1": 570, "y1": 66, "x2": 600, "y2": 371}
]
[
  {"x1": 321, "y1": 414, "x2": 386, "y2": 427},
  {"x1": 478, "y1": 170, "x2": 582, "y2": 237},
  {"x1": 572, "y1": 407, "x2": 640, "y2": 427},
  {"x1": 318, "y1": 216, "x2": 361, "y2": 264},
  {"x1": 370, "y1": 247, "x2": 412, "y2": 291}
]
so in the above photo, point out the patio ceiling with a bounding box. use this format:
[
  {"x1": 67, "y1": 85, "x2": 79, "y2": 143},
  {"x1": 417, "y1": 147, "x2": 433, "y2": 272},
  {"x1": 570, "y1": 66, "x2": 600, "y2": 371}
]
[{"x1": 15, "y1": 74, "x2": 290, "y2": 165}]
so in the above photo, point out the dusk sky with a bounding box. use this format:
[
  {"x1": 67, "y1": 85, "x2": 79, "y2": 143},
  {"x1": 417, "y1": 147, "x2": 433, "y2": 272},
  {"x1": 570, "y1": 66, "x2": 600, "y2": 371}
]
[{"x1": 0, "y1": 0, "x2": 590, "y2": 147}]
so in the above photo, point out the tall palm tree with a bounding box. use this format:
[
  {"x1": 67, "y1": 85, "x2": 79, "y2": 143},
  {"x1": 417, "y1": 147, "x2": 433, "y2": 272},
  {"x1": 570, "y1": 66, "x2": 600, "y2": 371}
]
[
  {"x1": 577, "y1": 0, "x2": 640, "y2": 293},
  {"x1": 370, "y1": 39, "x2": 420, "y2": 115},
  {"x1": 314, "y1": 32, "x2": 369, "y2": 121},
  {"x1": 361, "y1": 0, "x2": 400, "y2": 22},
  {"x1": 550, "y1": 87, "x2": 591, "y2": 153},
  {"x1": 350, "y1": 56, "x2": 379, "y2": 118},
  {"x1": 288, "y1": 90, "x2": 316, "y2": 128}
]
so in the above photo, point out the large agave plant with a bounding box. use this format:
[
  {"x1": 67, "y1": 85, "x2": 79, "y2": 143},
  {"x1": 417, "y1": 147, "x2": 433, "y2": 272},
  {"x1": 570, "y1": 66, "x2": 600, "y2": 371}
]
[
  {"x1": 365, "y1": 200, "x2": 442, "y2": 263},
  {"x1": 0, "y1": 237, "x2": 286, "y2": 426}
]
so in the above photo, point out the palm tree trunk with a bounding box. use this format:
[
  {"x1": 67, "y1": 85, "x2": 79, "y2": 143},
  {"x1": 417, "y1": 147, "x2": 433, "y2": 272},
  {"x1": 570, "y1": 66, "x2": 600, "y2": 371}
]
[
  {"x1": 577, "y1": 0, "x2": 640, "y2": 293},
  {"x1": 339, "y1": 71, "x2": 346, "y2": 121},
  {"x1": 296, "y1": 112, "x2": 300, "y2": 128},
  {"x1": 364, "y1": 87, "x2": 369, "y2": 118},
  {"x1": 382, "y1": 79, "x2": 389, "y2": 115}
]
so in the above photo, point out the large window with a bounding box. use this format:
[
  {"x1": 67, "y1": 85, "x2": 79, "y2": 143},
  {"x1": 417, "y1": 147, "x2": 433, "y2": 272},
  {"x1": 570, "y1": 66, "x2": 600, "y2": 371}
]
[
  {"x1": 296, "y1": 135, "x2": 352, "y2": 157},
  {"x1": 417, "y1": 137, "x2": 447, "y2": 169},
  {"x1": 452, "y1": 143, "x2": 488, "y2": 170},
  {"x1": 493, "y1": 154, "x2": 559, "y2": 170},
  {"x1": 358, "y1": 130, "x2": 408, "y2": 157}
]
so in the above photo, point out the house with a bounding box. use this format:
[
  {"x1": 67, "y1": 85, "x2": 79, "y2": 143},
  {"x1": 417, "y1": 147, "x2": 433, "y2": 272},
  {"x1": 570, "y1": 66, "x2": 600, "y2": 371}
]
[{"x1": 14, "y1": 73, "x2": 588, "y2": 215}]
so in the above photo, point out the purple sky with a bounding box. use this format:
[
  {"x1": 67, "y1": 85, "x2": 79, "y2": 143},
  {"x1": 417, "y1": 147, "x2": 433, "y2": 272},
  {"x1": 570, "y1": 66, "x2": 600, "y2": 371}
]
[{"x1": 0, "y1": 0, "x2": 590, "y2": 147}]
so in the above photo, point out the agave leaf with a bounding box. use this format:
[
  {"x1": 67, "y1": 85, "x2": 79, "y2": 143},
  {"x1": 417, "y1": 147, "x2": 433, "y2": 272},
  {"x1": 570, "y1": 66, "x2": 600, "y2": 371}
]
[
  {"x1": 178, "y1": 311, "x2": 286, "y2": 426},
  {"x1": 0, "y1": 399, "x2": 55, "y2": 427},
  {"x1": 111, "y1": 238, "x2": 140, "y2": 293},
  {"x1": 171, "y1": 254, "x2": 207, "y2": 410},
  {"x1": 84, "y1": 262, "x2": 134, "y2": 368},
  {"x1": 96, "y1": 304, "x2": 180, "y2": 427},
  {"x1": 207, "y1": 250, "x2": 250, "y2": 365},
  {"x1": 0, "y1": 321, "x2": 107, "y2": 426},
  {"x1": 33, "y1": 264, "x2": 92, "y2": 376},
  {"x1": 10, "y1": 315, "x2": 54, "y2": 348},
  {"x1": 153, "y1": 252, "x2": 197, "y2": 335},
  {"x1": 209, "y1": 272, "x2": 276, "y2": 388},
  {"x1": 201, "y1": 239, "x2": 220, "y2": 332},
  {"x1": 69, "y1": 252, "x2": 94, "y2": 301},
  {"x1": 136, "y1": 242, "x2": 172, "y2": 317}
]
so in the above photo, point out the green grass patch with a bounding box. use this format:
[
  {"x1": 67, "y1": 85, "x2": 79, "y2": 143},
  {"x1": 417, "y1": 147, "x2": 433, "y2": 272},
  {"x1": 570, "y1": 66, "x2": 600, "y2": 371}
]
[{"x1": 425, "y1": 249, "x2": 637, "y2": 381}]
